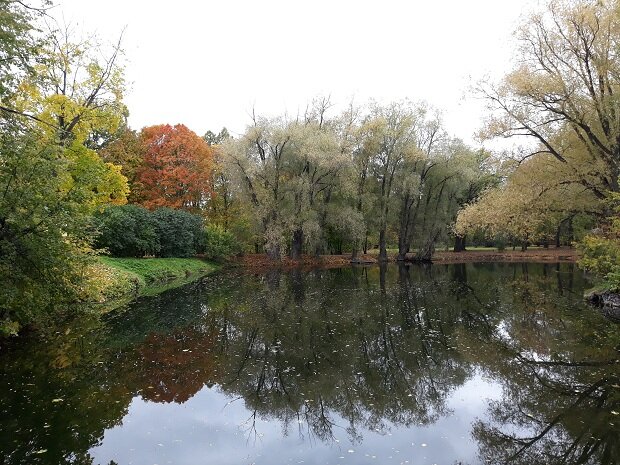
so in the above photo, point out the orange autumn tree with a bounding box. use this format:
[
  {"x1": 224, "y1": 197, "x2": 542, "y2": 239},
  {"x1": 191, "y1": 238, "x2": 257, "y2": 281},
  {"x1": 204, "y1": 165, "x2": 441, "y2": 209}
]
[{"x1": 135, "y1": 124, "x2": 214, "y2": 211}]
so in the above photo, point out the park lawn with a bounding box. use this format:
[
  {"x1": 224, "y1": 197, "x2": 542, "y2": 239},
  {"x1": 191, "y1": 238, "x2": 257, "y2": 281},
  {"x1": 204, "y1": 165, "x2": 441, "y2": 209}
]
[{"x1": 92, "y1": 257, "x2": 219, "y2": 307}]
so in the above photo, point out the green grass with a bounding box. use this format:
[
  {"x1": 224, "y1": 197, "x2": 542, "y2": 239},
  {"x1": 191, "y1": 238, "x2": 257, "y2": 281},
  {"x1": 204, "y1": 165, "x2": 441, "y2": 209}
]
[
  {"x1": 463, "y1": 246, "x2": 547, "y2": 251},
  {"x1": 95, "y1": 257, "x2": 219, "y2": 307},
  {"x1": 461, "y1": 246, "x2": 498, "y2": 251}
]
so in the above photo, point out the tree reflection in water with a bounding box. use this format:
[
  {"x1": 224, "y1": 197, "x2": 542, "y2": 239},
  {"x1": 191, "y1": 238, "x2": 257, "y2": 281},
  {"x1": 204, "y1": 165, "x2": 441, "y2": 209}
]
[
  {"x1": 200, "y1": 264, "x2": 470, "y2": 444},
  {"x1": 0, "y1": 263, "x2": 618, "y2": 465},
  {"x1": 463, "y1": 264, "x2": 620, "y2": 465}
]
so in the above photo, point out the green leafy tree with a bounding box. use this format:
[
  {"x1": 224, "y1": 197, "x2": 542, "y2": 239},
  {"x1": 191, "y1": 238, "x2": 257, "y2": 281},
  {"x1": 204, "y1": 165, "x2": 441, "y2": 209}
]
[{"x1": 0, "y1": 17, "x2": 129, "y2": 336}]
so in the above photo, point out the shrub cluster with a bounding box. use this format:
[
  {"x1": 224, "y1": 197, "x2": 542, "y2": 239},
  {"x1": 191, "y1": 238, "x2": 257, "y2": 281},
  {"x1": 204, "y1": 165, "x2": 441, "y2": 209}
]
[
  {"x1": 94, "y1": 205, "x2": 237, "y2": 259},
  {"x1": 203, "y1": 224, "x2": 238, "y2": 260}
]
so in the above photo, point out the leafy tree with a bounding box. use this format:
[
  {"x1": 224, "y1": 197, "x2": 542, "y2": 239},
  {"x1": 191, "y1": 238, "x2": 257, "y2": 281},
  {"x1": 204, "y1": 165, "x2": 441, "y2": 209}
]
[
  {"x1": 0, "y1": 0, "x2": 46, "y2": 100},
  {"x1": 456, "y1": 144, "x2": 603, "y2": 250},
  {"x1": 479, "y1": 0, "x2": 620, "y2": 198},
  {"x1": 364, "y1": 101, "x2": 422, "y2": 261},
  {"x1": 222, "y1": 100, "x2": 492, "y2": 261},
  {"x1": 135, "y1": 124, "x2": 214, "y2": 212},
  {"x1": 98, "y1": 126, "x2": 143, "y2": 199},
  {"x1": 203, "y1": 127, "x2": 230, "y2": 146},
  {"x1": 0, "y1": 122, "x2": 125, "y2": 335},
  {"x1": 202, "y1": 128, "x2": 246, "y2": 234},
  {"x1": 223, "y1": 116, "x2": 293, "y2": 259},
  {"x1": 579, "y1": 194, "x2": 620, "y2": 289},
  {"x1": 223, "y1": 104, "x2": 354, "y2": 259},
  {"x1": 8, "y1": 26, "x2": 127, "y2": 146},
  {"x1": 0, "y1": 19, "x2": 129, "y2": 336},
  {"x1": 459, "y1": 0, "x2": 617, "y2": 255}
]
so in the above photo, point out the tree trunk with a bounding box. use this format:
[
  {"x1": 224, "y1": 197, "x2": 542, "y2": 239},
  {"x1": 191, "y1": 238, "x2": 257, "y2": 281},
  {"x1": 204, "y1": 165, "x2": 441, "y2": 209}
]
[
  {"x1": 453, "y1": 235, "x2": 466, "y2": 252},
  {"x1": 265, "y1": 243, "x2": 281, "y2": 260},
  {"x1": 291, "y1": 228, "x2": 303, "y2": 260},
  {"x1": 397, "y1": 232, "x2": 409, "y2": 261},
  {"x1": 363, "y1": 236, "x2": 368, "y2": 254},
  {"x1": 351, "y1": 240, "x2": 359, "y2": 260},
  {"x1": 415, "y1": 228, "x2": 440, "y2": 262},
  {"x1": 397, "y1": 193, "x2": 413, "y2": 262},
  {"x1": 415, "y1": 240, "x2": 435, "y2": 262},
  {"x1": 567, "y1": 217, "x2": 574, "y2": 245},
  {"x1": 378, "y1": 229, "x2": 388, "y2": 262},
  {"x1": 521, "y1": 241, "x2": 528, "y2": 252}
]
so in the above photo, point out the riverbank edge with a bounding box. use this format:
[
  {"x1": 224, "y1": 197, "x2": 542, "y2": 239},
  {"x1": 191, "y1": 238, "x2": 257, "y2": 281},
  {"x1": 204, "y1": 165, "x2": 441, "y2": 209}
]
[
  {"x1": 91, "y1": 257, "x2": 220, "y2": 311},
  {"x1": 232, "y1": 248, "x2": 579, "y2": 270},
  {"x1": 91, "y1": 249, "x2": 579, "y2": 310},
  {"x1": 584, "y1": 285, "x2": 620, "y2": 322}
]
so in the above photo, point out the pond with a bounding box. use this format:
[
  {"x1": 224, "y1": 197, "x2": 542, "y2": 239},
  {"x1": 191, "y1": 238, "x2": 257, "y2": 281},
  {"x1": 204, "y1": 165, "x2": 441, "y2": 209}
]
[{"x1": 1, "y1": 263, "x2": 619, "y2": 465}]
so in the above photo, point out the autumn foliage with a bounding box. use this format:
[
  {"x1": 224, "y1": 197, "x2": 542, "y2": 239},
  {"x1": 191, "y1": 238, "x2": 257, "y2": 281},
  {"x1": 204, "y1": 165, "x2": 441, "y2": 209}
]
[{"x1": 135, "y1": 124, "x2": 214, "y2": 211}]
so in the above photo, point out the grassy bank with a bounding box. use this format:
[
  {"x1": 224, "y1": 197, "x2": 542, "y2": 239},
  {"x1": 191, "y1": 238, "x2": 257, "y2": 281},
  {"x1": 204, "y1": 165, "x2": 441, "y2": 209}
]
[{"x1": 91, "y1": 257, "x2": 219, "y2": 308}]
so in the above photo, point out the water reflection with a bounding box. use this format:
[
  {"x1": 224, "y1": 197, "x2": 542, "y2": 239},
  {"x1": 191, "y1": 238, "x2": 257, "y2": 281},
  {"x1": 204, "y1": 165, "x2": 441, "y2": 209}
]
[{"x1": 0, "y1": 263, "x2": 618, "y2": 465}]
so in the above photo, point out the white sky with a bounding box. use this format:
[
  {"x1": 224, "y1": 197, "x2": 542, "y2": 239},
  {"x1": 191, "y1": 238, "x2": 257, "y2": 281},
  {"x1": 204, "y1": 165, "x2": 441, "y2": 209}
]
[{"x1": 52, "y1": 0, "x2": 536, "y2": 143}]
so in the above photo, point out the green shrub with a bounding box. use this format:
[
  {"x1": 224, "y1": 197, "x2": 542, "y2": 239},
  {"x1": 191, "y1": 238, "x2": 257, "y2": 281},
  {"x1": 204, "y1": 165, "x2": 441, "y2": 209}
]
[
  {"x1": 151, "y1": 208, "x2": 203, "y2": 257},
  {"x1": 578, "y1": 233, "x2": 620, "y2": 284},
  {"x1": 94, "y1": 205, "x2": 160, "y2": 257},
  {"x1": 203, "y1": 224, "x2": 239, "y2": 260},
  {"x1": 578, "y1": 194, "x2": 620, "y2": 290}
]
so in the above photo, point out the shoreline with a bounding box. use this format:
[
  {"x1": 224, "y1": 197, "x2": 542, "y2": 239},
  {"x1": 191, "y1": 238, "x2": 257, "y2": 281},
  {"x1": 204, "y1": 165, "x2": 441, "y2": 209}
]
[
  {"x1": 232, "y1": 247, "x2": 579, "y2": 270},
  {"x1": 93, "y1": 257, "x2": 220, "y2": 311},
  {"x1": 92, "y1": 249, "x2": 579, "y2": 309}
]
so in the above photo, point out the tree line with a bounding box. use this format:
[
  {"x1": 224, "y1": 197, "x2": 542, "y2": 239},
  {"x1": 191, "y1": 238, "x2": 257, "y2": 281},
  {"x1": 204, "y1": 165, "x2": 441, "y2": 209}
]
[
  {"x1": 206, "y1": 100, "x2": 497, "y2": 261},
  {"x1": 3, "y1": 0, "x2": 620, "y2": 336}
]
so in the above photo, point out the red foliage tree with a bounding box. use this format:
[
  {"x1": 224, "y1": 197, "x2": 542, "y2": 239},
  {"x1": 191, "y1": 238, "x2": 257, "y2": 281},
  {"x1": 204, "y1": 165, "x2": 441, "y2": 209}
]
[{"x1": 135, "y1": 124, "x2": 214, "y2": 211}]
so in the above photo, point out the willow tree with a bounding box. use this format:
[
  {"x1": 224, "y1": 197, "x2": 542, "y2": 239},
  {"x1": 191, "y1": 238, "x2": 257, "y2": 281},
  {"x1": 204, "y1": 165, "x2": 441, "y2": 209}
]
[
  {"x1": 393, "y1": 107, "x2": 444, "y2": 261},
  {"x1": 223, "y1": 111, "x2": 351, "y2": 259},
  {"x1": 338, "y1": 104, "x2": 381, "y2": 260},
  {"x1": 222, "y1": 117, "x2": 288, "y2": 258},
  {"x1": 365, "y1": 101, "x2": 425, "y2": 262}
]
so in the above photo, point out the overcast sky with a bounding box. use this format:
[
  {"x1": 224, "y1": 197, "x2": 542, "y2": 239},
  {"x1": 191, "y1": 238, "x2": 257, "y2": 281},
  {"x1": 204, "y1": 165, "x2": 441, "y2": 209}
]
[{"x1": 52, "y1": 0, "x2": 536, "y2": 143}]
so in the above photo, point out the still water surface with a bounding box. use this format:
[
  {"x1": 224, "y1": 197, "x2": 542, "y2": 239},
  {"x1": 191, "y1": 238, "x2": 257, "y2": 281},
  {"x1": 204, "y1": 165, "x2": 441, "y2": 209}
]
[{"x1": 1, "y1": 263, "x2": 619, "y2": 465}]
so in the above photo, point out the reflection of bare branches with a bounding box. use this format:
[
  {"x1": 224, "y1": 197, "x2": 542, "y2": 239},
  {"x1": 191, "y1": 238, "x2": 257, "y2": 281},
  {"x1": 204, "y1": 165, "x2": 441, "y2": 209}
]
[
  {"x1": 241, "y1": 409, "x2": 262, "y2": 446},
  {"x1": 507, "y1": 378, "x2": 611, "y2": 461}
]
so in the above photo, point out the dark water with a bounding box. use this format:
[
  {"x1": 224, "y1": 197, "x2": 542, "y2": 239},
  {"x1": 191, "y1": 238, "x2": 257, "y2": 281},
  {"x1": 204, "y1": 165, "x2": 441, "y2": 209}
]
[{"x1": 1, "y1": 263, "x2": 619, "y2": 465}]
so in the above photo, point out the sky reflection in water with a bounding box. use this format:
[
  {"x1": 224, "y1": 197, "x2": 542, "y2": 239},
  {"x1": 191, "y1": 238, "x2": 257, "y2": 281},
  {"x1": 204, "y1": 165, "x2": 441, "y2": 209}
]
[{"x1": 92, "y1": 375, "x2": 501, "y2": 465}]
